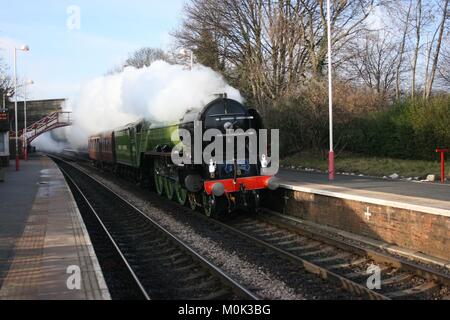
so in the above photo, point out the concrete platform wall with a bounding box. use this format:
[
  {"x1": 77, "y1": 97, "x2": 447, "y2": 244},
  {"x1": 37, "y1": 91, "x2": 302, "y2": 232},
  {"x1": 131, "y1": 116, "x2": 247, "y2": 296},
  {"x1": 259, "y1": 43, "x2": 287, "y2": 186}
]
[{"x1": 262, "y1": 188, "x2": 450, "y2": 261}]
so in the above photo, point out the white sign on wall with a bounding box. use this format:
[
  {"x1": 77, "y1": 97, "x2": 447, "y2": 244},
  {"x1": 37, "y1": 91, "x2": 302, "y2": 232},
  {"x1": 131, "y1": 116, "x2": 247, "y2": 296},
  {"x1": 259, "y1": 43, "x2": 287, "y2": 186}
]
[{"x1": 0, "y1": 132, "x2": 9, "y2": 157}]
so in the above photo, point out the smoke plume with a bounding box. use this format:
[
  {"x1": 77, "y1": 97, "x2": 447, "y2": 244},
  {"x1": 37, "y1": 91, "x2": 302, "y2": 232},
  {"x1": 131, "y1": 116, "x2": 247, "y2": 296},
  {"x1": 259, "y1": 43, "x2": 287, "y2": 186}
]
[{"x1": 35, "y1": 61, "x2": 243, "y2": 150}]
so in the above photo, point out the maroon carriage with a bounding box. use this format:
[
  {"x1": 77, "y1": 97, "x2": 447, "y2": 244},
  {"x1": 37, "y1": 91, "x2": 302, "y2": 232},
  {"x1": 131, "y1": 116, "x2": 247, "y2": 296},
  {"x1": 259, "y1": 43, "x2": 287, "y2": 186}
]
[{"x1": 88, "y1": 131, "x2": 116, "y2": 167}]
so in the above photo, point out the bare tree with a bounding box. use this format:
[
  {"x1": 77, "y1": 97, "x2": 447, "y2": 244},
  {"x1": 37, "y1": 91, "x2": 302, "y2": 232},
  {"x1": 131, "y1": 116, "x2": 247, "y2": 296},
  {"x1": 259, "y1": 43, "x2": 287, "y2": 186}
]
[
  {"x1": 0, "y1": 56, "x2": 13, "y2": 105},
  {"x1": 387, "y1": 0, "x2": 413, "y2": 100},
  {"x1": 298, "y1": 0, "x2": 376, "y2": 78},
  {"x1": 424, "y1": 0, "x2": 449, "y2": 98},
  {"x1": 175, "y1": 0, "x2": 377, "y2": 111},
  {"x1": 124, "y1": 47, "x2": 171, "y2": 69},
  {"x1": 411, "y1": 0, "x2": 423, "y2": 98},
  {"x1": 105, "y1": 47, "x2": 172, "y2": 75},
  {"x1": 438, "y1": 37, "x2": 450, "y2": 88},
  {"x1": 345, "y1": 32, "x2": 399, "y2": 98}
]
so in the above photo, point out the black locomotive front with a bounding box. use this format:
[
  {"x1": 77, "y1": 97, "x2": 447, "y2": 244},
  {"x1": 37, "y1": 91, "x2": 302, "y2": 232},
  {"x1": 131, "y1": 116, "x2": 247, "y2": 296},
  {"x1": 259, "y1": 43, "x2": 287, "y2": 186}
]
[{"x1": 179, "y1": 96, "x2": 278, "y2": 215}]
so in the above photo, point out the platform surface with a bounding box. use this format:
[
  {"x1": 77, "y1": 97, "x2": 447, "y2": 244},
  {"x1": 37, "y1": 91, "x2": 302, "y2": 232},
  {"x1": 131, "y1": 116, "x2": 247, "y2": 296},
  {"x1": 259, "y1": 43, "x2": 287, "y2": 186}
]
[
  {"x1": 0, "y1": 156, "x2": 110, "y2": 300},
  {"x1": 276, "y1": 169, "x2": 450, "y2": 215}
]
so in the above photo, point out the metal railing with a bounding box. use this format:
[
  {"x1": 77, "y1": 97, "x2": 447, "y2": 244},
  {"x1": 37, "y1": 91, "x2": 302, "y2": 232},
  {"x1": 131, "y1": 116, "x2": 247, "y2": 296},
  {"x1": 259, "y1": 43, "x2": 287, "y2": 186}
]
[{"x1": 10, "y1": 111, "x2": 72, "y2": 144}]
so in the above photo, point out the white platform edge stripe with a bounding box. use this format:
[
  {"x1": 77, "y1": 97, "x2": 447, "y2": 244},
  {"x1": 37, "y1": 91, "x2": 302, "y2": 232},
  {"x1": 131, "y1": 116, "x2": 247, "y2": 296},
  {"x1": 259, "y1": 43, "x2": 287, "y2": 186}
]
[
  {"x1": 59, "y1": 166, "x2": 112, "y2": 300},
  {"x1": 280, "y1": 183, "x2": 450, "y2": 218}
]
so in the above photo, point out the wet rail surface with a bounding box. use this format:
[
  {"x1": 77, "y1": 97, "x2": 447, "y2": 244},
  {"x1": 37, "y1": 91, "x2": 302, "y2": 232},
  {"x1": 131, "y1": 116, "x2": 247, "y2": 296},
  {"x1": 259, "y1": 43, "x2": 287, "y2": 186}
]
[{"x1": 52, "y1": 156, "x2": 258, "y2": 300}]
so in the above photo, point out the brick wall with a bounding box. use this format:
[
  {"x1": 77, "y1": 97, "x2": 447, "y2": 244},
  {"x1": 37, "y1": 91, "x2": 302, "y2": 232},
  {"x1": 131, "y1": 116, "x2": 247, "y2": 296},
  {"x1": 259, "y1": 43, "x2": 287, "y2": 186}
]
[{"x1": 262, "y1": 189, "x2": 450, "y2": 261}]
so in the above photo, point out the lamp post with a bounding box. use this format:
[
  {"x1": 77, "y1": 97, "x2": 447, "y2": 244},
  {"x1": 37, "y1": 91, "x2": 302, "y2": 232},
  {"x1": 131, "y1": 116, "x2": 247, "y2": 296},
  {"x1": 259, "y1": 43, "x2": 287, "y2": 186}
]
[
  {"x1": 327, "y1": 0, "x2": 335, "y2": 181},
  {"x1": 23, "y1": 80, "x2": 33, "y2": 161},
  {"x1": 13, "y1": 44, "x2": 29, "y2": 171}
]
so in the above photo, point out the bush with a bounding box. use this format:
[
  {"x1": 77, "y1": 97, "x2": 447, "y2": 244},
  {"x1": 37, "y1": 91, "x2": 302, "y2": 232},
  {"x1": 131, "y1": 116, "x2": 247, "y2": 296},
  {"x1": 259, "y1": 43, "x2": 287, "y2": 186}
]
[
  {"x1": 264, "y1": 84, "x2": 449, "y2": 161},
  {"x1": 344, "y1": 95, "x2": 450, "y2": 160},
  {"x1": 264, "y1": 81, "x2": 388, "y2": 158}
]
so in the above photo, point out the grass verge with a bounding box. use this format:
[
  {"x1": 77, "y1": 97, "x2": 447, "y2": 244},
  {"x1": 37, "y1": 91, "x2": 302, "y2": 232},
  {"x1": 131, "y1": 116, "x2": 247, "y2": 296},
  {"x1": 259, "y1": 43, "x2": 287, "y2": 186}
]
[{"x1": 281, "y1": 151, "x2": 447, "y2": 179}]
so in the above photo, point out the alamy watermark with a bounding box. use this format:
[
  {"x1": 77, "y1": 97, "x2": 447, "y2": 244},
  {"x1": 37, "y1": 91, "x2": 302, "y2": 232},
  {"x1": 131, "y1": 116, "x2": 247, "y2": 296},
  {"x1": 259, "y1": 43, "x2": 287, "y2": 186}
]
[
  {"x1": 366, "y1": 264, "x2": 381, "y2": 290},
  {"x1": 66, "y1": 265, "x2": 81, "y2": 290},
  {"x1": 171, "y1": 121, "x2": 280, "y2": 176},
  {"x1": 66, "y1": 5, "x2": 81, "y2": 31}
]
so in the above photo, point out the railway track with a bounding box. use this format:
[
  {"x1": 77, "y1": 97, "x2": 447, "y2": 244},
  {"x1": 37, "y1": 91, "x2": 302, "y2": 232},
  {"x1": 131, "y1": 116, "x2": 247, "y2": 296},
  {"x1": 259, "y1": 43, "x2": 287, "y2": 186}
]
[
  {"x1": 214, "y1": 211, "x2": 450, "y2": 300},
  {"x1": 52, "y1": 157, "x2": 258, "y2": 300},
  {"x1": 53, "y1": 153, "x2": 450, "y2": 300}
]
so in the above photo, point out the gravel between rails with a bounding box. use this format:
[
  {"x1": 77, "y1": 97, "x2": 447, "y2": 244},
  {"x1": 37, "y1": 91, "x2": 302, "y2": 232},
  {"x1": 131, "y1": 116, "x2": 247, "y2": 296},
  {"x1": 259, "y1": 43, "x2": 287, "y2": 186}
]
[{"x1": 72, "y1": 163, "x2": 357, "y2": 300}]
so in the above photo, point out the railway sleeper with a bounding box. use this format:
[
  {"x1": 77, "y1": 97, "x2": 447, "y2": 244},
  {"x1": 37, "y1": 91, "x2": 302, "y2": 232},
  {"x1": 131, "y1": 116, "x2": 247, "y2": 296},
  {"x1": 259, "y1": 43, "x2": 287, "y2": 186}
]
[
  {"x1": 163, "y1": 256, "x2": 192, "y2": 267},
  {"x1": 176, "y1": 278, "x2": 219, "y2": 292},
  {"x1": 196, "y1": 288, "x2": 233, "y2": 300},
  {"x1": 328, "y1": 257, "x2": 368, "y2": 270},
  {"x1": 298, "y1": 246, "x2": 335, "y2": 257},
  {"x1": 385, "y1": 281, "x2": 439, "y2": 298},
  {"x1": 381, "y1": 273, "x2": 414, "y2": 286},
  {"x1": 285, "y1": 241, "x2": 322, "y2": 251},
  {"x1": 180, "y1": 271, "x2": 210, "y2": 282},
  {"x1": 344, "y1": 265, "x2": 391, "y2": 279},
  {"x1": 311, "y1": 252, "x2": 354, "y2": 264}
]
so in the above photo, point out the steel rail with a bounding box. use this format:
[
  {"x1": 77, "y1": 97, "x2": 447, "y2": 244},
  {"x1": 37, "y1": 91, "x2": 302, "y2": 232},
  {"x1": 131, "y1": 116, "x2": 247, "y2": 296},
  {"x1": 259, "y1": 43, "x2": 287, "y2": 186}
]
[
  {"x1": 59, "y1": 165, "x2": 152, "y2": 300},
  {"x1": 260, "y1": 209, "x2": 450, "y2": 288},
  {"x1": 202, "y1": 215, "x2": 390, "y2": 300},
  {"x1": 53, "y1": 156, "x2": 259, "y2": 301}
]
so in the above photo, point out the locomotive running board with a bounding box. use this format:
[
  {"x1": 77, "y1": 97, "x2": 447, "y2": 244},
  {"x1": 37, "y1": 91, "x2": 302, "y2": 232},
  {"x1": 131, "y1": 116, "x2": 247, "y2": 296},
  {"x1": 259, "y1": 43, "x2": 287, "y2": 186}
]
[{"x1": 145, "y1": 151, "x2": 173, "y2": 158}]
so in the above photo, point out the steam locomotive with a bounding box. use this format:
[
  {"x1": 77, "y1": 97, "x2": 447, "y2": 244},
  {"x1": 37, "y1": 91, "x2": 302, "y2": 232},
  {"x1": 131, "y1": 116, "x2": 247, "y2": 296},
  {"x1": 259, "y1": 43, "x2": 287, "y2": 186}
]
[{"x1": 88, "y1": 96, "x2": 278, "y2": 217}]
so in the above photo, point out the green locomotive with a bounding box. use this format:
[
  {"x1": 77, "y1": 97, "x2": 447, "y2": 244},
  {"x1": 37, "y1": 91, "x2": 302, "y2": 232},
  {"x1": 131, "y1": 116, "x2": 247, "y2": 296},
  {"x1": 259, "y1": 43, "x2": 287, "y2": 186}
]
[{"x1": 88, "y1": 97, "x2": 278, "y2": 217}]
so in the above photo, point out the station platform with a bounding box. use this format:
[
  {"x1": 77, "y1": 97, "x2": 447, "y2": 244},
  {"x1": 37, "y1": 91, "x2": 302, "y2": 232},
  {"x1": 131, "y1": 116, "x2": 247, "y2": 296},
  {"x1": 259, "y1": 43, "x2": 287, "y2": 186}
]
[
  {"x1": 277, "y1": 169, "x2": 450, "y2": 215},
  {"x1": 271, "y1": 169, "x2": 450, "y2": 262},
  {"x1": 0, "y1": 155, "x2": 110, "y2": 300}
]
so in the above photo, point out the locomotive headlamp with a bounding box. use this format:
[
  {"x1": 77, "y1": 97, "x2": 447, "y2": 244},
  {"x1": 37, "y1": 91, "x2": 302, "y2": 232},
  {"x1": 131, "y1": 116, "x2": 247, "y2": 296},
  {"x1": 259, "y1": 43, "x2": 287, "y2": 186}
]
[
  {"x1": 261, "y1": 154, "x2": 268, "y2": 168},
  {"x1": 224, "y1": 122, "x2": 234, "y2": 130},
  {"x1": 209, "y1": 159, "x2": 216, "y2": 178}
]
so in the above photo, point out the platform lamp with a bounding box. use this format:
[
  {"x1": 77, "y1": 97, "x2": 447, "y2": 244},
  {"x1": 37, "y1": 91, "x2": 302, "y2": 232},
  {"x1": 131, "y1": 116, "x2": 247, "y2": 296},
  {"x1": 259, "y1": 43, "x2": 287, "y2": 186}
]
[
  {"x1": 23, "y1": 79, "x2": 34, "y2": 161},
  {"x1": 326, "y1": 0, "x2": 335, "y2": 181},
  {"x1": 13, "y1": 44, "x2": 30, "y2": 171}
]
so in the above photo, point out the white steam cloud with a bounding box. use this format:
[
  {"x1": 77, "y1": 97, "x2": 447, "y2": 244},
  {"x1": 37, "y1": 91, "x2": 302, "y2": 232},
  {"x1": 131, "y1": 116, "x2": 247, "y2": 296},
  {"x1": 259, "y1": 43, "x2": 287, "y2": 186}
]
[
  {"x1": 67, "y1": 61, "x2": 243, "y2": 148},
  {"x1": 34, "y1": 61, "x2": 243, "y2": 151}
]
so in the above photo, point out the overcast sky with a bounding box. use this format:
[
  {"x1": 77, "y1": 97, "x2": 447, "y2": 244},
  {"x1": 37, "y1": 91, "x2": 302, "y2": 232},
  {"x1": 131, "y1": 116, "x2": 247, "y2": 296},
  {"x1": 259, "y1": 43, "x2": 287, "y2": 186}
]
[{"x1": 0, "y1": 0, "x2": 185, "y2": 100}]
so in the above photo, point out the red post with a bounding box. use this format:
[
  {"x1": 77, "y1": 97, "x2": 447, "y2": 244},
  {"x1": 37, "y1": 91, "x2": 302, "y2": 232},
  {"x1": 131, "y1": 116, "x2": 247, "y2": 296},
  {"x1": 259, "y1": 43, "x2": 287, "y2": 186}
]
[
  {"x1": 329, "y1": 151, "x2": 335, "y2": 181},
  {"x1": 23, "y1": 136, "x2": 28, "y2": 161},
  {"x1": 436, "y1": 148, "x2": 449, "y2": 183}
]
